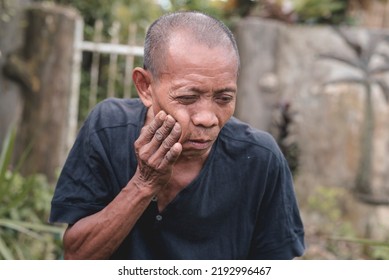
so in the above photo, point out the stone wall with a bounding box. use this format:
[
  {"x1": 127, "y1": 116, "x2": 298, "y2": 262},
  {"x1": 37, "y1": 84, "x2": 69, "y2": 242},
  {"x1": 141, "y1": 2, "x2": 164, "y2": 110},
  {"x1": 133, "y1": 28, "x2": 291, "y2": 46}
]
[{"x1": 235, "y1": 17, "x2": 389, "y2": 240}]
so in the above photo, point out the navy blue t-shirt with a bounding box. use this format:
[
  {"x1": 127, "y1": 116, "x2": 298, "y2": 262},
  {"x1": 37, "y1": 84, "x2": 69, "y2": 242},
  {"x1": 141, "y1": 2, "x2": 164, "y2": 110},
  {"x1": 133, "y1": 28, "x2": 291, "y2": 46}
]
[{"x1": 50, "y1": 98, "x2": 304, "y2": 259}]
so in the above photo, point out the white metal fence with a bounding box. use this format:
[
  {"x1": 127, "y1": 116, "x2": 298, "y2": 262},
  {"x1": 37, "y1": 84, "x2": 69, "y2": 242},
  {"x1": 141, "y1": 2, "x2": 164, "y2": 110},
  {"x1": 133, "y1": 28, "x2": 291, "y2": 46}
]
[{"x1": 68, "y1": 19, "x2": 144, "y2": 151}]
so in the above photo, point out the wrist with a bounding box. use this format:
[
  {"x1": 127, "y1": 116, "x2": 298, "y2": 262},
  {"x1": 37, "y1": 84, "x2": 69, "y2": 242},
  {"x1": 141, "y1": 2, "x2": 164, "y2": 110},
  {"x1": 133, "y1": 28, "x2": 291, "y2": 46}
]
[{"x1": 126, "y1": 172, "x2": 160, "y2": 200}]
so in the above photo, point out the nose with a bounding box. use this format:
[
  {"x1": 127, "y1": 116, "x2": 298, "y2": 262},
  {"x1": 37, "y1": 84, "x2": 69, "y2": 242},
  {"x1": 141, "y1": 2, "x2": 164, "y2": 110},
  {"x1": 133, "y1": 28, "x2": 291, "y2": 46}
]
[{"x1": 192, "y1": 106, "x2": 218, "y2": 128}]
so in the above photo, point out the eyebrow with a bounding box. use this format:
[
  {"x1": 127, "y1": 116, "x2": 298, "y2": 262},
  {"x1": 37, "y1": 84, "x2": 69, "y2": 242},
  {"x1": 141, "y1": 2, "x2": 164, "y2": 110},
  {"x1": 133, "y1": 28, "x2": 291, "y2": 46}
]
[
  {"x1": 214, "y1": 87, "x2": 237, "y2": 94},
  {"x1": 186, "y1": 86, "x2": 237, "y2": 95}
]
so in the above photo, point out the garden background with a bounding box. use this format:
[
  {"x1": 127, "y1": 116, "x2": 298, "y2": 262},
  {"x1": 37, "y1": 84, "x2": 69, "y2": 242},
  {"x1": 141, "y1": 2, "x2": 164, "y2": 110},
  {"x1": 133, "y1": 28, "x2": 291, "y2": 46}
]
[{"x1": 1, "y1": 0, "x2": 389, "y2": 259}]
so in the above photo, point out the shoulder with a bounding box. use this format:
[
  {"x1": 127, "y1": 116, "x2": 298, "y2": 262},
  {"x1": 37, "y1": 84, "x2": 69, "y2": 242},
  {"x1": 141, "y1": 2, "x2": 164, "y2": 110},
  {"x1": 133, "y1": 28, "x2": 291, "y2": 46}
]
[
  {"x1": 74, "y1": 98, "x2": 146, "y2": 153},
  {"x1": 219, "y1": 116, "x2": 283, "y2": 161},
  {"x1": 85, "y1": 98, "x2": 146, "y2": 133}
]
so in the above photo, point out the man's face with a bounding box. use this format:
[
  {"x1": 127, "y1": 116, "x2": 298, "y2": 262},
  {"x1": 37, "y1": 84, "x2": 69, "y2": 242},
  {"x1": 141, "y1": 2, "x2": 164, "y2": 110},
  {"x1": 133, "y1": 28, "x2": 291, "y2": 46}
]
[{"x1": 149, "y1": 33, "x2": 238, "y2": 159}]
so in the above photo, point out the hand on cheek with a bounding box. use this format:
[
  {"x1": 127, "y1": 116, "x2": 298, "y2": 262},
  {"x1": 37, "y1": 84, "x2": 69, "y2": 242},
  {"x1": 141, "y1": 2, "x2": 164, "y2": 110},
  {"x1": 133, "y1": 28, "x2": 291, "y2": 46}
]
[{"x1": 134, "y1": 110, "x2": 182, "y2": 191}]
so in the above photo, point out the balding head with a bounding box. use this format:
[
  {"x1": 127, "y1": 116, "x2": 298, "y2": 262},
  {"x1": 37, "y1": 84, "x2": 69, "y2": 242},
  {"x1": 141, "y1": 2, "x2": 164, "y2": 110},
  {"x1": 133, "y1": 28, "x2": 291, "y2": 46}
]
[{"x1": 143, "y1": 11, "x2": 240, "y2": 80}]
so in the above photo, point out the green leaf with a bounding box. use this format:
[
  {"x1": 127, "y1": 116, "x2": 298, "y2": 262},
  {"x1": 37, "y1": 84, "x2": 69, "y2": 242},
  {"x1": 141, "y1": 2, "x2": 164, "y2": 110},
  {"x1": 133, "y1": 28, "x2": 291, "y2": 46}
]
[
  {"x1": 0, "y1": 124, "x2": 16, "y2": 188},
  {"x1": 0, "y1": 219, "x2": 43, "y2": 240},
  {"x1": 0, "y1": 234, "x2": 14, "y2": 260},
  {"x1": 0, "y1": 182, "x2": 33, "y2": 218},
  {"x1": 0, "y1": 219, "x2": 65, "y2": 236}
]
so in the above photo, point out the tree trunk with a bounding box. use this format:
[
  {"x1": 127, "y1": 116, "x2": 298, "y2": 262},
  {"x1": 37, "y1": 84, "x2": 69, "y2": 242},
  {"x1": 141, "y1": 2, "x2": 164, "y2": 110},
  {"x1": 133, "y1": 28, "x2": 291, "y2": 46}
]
[
  {"x1": 4, "y1": 3, "x2": 82, "y2": 182},
  {"x1": 0, "y1": 0, "x2": 32, "y2": 149}
]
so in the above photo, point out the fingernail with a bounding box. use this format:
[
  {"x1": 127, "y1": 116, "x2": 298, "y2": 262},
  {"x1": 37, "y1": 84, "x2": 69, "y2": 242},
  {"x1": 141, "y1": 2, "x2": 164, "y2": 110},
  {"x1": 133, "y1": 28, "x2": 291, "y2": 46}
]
[
  {"x1": 166, "y1": 115, "x2": 175, "y2": 124},
  {"x1": 158, "y1": 111, "x2": 166, "y2": 120}
]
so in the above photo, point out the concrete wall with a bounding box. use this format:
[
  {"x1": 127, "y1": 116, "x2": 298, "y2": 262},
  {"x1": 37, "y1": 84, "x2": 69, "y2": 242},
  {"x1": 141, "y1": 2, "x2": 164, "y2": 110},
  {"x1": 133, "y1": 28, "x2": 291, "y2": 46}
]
[{"x1": 235, "y1": 17, "x2": 389, "y2": 239}]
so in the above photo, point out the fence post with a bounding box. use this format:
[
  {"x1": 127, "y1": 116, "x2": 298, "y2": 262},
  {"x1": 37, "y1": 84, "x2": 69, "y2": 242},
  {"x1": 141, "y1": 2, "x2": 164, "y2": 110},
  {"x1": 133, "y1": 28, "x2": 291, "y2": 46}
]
[
  {"x1": 88, "y1": 20, "x2": 103, "y2": 110},
  {"x1": 68, "y1": 12, "x2": 83, "y2": 162},
  {"x1": 107, "y1": 21, "x2": 121, "y2": 98},
  {"x1": 4, "y1": 3, "x2": 83, "y2": 182},
  {"x1": 124, "y1": 23, "x2": 137, "y2": 99}
]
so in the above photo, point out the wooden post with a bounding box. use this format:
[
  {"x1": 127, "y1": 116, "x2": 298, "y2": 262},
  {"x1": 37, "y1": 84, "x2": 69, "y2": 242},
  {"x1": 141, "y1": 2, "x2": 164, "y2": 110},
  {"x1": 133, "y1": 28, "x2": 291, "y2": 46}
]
[{"x1": 4, "y1": 3, "x2": 83, "y2": 182}]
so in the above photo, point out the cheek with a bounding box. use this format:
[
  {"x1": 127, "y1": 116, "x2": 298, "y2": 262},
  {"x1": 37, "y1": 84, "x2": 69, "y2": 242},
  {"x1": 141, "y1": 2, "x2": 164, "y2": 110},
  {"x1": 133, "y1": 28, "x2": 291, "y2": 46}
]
[
  {"x1": 222, "y1": 100, "x2": 236, "y2": 122},
  {"x1": 222, "y1": 106, "x2": 235, "y2": 123},
  {"x1": 169, "y1": 108, "x2": 191, "y2": 137},
  {"x1": 213, "y1": 103, "x2": 234, "y2": 126}
]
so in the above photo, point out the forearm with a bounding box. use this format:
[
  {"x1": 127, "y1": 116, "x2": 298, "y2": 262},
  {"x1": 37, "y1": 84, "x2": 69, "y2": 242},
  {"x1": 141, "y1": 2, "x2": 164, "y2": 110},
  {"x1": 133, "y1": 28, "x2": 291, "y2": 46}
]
[
  {"x1": 62, "y1": 111, "x2": 182, "y2": 259},
  {"x1": 63, "y1": 177, "x2": 156, "y2": 260}
]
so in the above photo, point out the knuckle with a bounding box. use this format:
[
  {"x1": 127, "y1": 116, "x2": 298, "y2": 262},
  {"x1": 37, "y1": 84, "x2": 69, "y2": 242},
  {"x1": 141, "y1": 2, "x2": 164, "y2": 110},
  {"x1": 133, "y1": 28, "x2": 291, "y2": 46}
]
[
  {"x1": 140, "y1": 126, "x2": 147, "y2": 133},
  {"x1": 164, "y1": 152, "x2": 172, "y2": 162},
  {"x1": 170, "y1": 130, "x2": 180, "y2": 141},
  {"x1": 155, "y1": 131, "x2": 164, "y2": 141},
  {"x1": 137, "y1": 144, "x2": 152, "y2": 159},
  {"x1": 154, "y1": 124, "x2": 172, "y2": 141},
  {"x1": 170, "y1": 125, "x2": 181, "y2": 139},
  {"x1": 147, "y1": 125, "x2": 156, "y2": 135},
  {"x1": 141, "y1": 157, "x2": 156, "y2": 169},
  {"x1": 160, "y1": 125, "x2": 170, "y2": 135},
  {"x1": 162, "y1": 140, "x2": 172, "y2": 150},
  {"x1": 135, "y1": 138, "x2": 146, "y2": 149}
]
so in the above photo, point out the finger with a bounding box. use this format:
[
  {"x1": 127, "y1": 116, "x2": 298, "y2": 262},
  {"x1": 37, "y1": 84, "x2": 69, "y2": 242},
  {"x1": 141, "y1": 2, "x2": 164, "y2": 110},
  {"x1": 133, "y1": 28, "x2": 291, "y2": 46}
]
[
  {"x1": 148, "y1": 121, "x2": 182, "y2": 165},
  {"x1": 152, "y1": 115, "x2": 176, "y2": 143},
  {"x1": 136, "y1": 110, "x2": 166, "y2": 146},
  {"x1": 160, "y1": 142, "x2": 182, "y2": 168}
]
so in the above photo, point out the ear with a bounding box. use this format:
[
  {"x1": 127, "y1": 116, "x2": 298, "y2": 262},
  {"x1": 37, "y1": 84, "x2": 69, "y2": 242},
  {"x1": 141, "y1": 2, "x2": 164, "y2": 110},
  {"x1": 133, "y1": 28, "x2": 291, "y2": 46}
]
[{"x1": 132, "y1": 67, "x2": 153, "y2": 107}]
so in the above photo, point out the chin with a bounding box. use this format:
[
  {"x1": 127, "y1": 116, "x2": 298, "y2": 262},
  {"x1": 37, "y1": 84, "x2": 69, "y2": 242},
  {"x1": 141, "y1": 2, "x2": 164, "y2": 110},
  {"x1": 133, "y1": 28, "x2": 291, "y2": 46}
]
[{"x1": 180, "y1": 147, "x2": 212, "y2": 160}]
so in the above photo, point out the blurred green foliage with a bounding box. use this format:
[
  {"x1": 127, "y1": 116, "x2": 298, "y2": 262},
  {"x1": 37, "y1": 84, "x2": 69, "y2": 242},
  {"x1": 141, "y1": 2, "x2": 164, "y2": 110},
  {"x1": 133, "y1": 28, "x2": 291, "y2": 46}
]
[
  {"x1": 57, "y1": 0, "x2": 163, "y2": 39},
  {"x1": 307, "y1": 186, "x2": 352, "y2": 233},
  {"x1": 307, "y1": 186, "x2": 389, "y2": 259},
  {"x1": 252, "y1": 0, "x2": 352, "y2": 24},
  {"x1": 0, "y1": 126, "x2": 65, "y2": 260},
  {"x1": 39, "y1": 0, "x2": 228, "y2": 39},
  {"x1": 293, "y1": 0, "x2": 349, "y2": 24}
]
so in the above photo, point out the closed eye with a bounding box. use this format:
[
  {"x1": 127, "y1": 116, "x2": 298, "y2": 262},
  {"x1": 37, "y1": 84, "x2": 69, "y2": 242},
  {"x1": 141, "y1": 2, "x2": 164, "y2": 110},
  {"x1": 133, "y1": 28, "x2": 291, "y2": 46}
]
[
  {"x1": 215, "y1": 95, "x2": 234, "y2": 104},
  {"x1": 175, "y1": 95, "x2": 199, "y2": 105}
]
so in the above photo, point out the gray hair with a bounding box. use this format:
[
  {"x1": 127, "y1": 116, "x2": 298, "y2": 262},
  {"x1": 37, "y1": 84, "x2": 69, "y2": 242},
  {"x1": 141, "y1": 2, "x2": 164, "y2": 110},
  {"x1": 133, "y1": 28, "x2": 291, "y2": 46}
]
[{"x1": 143, "y1": 11, "x2": 240, "y2": 79}]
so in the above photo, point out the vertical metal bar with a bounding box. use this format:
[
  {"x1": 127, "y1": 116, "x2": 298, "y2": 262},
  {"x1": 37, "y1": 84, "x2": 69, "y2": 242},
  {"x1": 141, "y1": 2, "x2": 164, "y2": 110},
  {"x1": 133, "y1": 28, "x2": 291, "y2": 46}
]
[
  {"x1": 124, "y1": 23, "x2": 137, "y2": 99},
  {"x1": 89, "y1": 19, "x2": 103, "y2": 110},
  {"x1": 107, "y1": 21, "x2": 120, "y2": 98},
  {"x1": 67, "y1": 16, "x2": 84, "y2": 154}
]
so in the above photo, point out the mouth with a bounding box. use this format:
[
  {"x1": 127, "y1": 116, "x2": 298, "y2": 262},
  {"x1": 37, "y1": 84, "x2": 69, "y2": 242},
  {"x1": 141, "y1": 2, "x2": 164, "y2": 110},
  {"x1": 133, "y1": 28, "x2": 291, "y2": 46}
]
[{"x1": 184, "y1": 139, "x2": 213, "y2": 150}]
